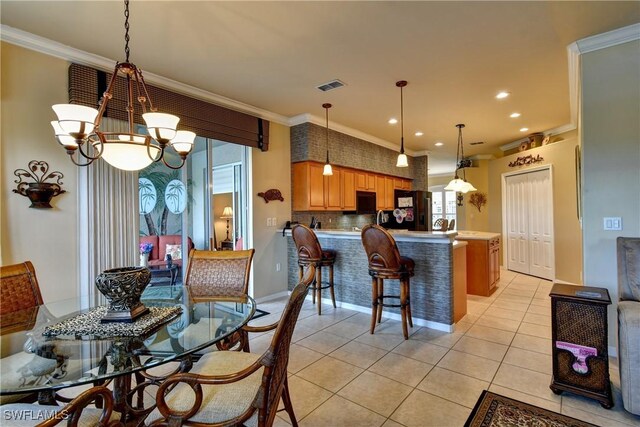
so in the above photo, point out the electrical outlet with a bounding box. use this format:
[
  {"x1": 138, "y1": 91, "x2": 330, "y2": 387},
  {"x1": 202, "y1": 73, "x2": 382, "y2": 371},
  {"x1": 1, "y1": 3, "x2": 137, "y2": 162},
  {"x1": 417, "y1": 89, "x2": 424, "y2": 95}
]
[
  {"x1": 603, "y1": 217, "x2": 622, "y2": 231},
  {"x1": 272, "y1": 217, "x2": 277, "y2": 227},
  {"x1": 276, "y1": 263, "x2": 281, "y2": 272},
  {"x1": 266, "y1": 218, "x2": 272, "y2": 227}
]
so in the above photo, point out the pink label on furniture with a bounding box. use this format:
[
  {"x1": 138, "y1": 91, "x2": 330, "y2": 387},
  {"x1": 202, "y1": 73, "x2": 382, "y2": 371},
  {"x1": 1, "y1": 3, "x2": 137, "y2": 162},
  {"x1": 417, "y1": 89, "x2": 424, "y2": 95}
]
[{"x1": 556, "y1": 341, "x2": 597, "y2": 374}]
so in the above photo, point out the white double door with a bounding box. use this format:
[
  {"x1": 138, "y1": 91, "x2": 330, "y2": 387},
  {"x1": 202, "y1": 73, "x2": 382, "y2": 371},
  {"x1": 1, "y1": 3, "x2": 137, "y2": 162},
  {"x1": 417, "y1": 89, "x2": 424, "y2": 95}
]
[{"x1": 504, "y1": 167, "x2": 554, "y2": 280}]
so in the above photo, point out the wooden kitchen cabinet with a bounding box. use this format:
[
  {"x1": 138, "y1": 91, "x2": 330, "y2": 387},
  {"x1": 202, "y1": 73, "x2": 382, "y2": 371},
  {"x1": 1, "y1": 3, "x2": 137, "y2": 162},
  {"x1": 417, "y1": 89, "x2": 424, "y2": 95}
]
[
  {"x1": 325, "y1": 168, "x2": 342, "y2": 210},
  {"x1": 356, "y1": 171, "x2": 376, "y2": 191},
  {"x1": 293, "y1": 161, "x2": 341, "y2": 211},
  {"x1": 342, "y1": 169, "x2": 356, "y2": 210},
  {"x1": 456, "y1": 236, "x2": 501, "y2": 296},
  {"x1": 394, "y1": 177, "x2": 411, "y2": 190}
]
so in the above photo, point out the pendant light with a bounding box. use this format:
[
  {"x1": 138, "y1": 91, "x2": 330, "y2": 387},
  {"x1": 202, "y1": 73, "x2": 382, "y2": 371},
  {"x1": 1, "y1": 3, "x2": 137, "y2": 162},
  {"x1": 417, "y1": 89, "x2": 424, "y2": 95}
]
[
  {"x1": 396, "y1": 80, "x2": 409, "y2": 168},
  {"x1": 322, "y1": 103, "x2": 333, "y2": 176},
  {"x1": 50, "y1": 0, "x2": 193, "y2": 170},
  {"x1": 444, "y1": 124, "x2": 477, "y2": 196}
]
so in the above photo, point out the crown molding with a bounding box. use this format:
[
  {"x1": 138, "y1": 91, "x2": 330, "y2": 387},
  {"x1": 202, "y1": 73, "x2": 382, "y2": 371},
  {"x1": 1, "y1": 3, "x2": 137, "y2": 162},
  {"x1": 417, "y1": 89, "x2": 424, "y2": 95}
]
[
  {"x1": 468, "y1": 154, "x2": 495, "y2": 160},
  {"x1": 0, "y1": 25, "x2": 291, "y2": 125},
  {"x1": 575, "y1": 23, "x2": 640, "y2": 54}
]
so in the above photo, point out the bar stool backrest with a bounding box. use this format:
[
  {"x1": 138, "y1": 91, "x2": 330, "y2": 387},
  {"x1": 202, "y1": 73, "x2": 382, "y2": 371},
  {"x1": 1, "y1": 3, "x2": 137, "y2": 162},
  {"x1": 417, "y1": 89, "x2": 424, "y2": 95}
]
[
  {"x1": 292, "y1": 224, "x2": 323, "y2": 263},
  {"x1": 361, "y1": 224, "x2": 403, "y2": 272}
]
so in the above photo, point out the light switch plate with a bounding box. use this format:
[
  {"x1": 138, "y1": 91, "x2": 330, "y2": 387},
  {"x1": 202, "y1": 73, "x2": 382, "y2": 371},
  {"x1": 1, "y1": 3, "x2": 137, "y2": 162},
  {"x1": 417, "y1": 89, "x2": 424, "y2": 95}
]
[{"x1": 603, "y1": 217, "x2": 622, "y2": 231}]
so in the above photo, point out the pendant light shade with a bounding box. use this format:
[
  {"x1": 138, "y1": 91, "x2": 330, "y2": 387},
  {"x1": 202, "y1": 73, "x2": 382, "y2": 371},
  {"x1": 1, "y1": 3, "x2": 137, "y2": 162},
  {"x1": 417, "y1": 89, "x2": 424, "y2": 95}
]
[
  {"x1": 322, "y1": 103, "x2": 333, "y2": 176},
  {"x1": 396, "y1": 80, "x2": 409, "y2": 168},
  {"x1": 445, "y1": 124, "x2": 476, "y2": 198}
]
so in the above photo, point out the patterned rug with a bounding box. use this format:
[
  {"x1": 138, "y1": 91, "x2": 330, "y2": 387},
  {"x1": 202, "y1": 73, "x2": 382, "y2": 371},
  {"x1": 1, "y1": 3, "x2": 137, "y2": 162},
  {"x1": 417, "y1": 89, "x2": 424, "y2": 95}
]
[{"x1": 465, "y1": 390, "x2": 597, "y2": 427}]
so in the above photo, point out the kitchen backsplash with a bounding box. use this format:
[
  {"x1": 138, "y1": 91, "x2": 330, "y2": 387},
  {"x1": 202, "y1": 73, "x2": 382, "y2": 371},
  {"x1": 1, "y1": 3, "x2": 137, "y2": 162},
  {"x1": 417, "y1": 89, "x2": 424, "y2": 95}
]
[{"x1": 291, "y1": 212, "x2": 376, "y2": 230}]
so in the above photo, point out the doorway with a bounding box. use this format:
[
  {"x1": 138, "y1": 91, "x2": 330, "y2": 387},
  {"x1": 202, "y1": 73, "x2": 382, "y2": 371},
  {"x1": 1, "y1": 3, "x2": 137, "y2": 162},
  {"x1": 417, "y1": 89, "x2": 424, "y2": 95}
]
[{"x1": 502, "y1": 166, "x2": 555, "y2": 280}]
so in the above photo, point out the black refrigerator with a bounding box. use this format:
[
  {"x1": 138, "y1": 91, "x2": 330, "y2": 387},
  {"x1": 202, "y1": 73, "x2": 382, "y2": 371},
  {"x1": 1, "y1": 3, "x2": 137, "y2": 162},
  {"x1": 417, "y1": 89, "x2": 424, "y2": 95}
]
[{"x1": 381, "y1": 190, "x2": 432, "y2": 231}]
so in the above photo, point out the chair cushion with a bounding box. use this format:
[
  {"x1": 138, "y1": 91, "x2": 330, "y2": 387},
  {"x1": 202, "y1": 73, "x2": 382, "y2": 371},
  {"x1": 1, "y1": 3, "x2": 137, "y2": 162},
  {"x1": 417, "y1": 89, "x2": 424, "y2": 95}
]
[
  {"x1": 0, "y1": 403, "x2": 117, "y2": 426},
  {"x1": 618, "y1": 301, "x2": 640, "y2": 415},
  {"x1": 400, "y1": 256, "x2": 415, "y2": 273},
  {"x1": 322, "y1": 249, "x2": 337, "y2": 261},
  {"x1": 146, "y1": 351, "x2": 263, "y2": 425}
]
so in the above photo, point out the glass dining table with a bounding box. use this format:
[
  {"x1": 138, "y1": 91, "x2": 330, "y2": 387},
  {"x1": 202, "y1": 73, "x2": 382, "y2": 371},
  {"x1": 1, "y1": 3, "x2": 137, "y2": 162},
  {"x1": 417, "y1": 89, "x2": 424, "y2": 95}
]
[{"x1": 0, "y1": 286, "x2": 255, "y2": 423}]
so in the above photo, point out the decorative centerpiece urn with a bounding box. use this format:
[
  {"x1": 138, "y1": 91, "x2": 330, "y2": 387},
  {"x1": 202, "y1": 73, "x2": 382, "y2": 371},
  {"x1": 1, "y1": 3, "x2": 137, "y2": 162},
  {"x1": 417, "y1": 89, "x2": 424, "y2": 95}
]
[{"x1": 95, "y1": 267, "x2": 151, "y2": 323}]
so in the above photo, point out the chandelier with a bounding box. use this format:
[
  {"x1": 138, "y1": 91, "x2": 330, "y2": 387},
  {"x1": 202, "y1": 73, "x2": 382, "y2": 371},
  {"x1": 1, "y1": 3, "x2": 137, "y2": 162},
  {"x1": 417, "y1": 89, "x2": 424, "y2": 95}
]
[
  {"x1": 50, "y1": 0, "x2": 194, "y2": 171},
  {"x1": 322, "y1": 103, "x2": 333, "y2": 176},
  {"x1": 395, "y1": 80, "x2": 409, "y2": 167},
  {"x1": 444, "y1": 124, "x2": 476, "y2": 202}
]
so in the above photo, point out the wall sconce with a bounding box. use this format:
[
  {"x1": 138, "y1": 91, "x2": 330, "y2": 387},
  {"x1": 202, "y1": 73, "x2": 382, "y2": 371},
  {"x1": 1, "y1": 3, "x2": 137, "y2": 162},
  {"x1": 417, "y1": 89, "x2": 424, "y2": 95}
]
[{"x1": 13, "y1": 160, "x2": 66, "y2": 208}]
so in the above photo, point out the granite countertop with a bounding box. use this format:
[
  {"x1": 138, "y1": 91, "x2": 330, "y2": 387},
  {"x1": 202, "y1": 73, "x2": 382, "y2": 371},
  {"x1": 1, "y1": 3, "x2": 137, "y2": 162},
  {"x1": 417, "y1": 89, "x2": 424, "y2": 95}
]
[
  {"x1": 280, "y1": 228, "x2": 457, "y2": 244},
  {"x1": 455, "y1": 231, "x2": 501, "y2": 240}
]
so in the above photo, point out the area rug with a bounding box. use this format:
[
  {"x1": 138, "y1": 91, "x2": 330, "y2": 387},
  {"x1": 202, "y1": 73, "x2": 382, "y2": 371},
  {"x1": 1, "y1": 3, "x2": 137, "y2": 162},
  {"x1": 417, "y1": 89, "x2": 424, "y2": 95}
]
[{"x1": 465, "y1": 390, "x2": 597, "y2": 427}]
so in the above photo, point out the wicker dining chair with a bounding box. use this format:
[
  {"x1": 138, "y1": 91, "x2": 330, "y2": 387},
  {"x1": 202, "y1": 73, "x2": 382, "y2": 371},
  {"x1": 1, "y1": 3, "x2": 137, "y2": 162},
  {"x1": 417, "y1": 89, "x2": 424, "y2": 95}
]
[
  {"x1": 0, "y1": 385, "x2": 122, "y2": 426},
  {"x1": 184, "y1": 249, "x2": 255, "y2": 302},
  {"x1": 447, "y1": 218, "x2": 456, "y2": 230},
  {"x1": 1, "y1": 261, "x2": 44, "y2": 335},
  {"x1": 147, "y1": 265, "x2": 316, "y2": 427}
]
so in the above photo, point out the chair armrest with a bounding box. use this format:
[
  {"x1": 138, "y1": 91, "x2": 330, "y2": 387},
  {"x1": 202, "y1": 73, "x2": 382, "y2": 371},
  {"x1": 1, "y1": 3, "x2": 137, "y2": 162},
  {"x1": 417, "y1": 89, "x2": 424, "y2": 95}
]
[
  {"x1": 37, "y1": 385, "x2": 119, "y2": 427},
  {"x1": 242, "y1": 320, "x2": 279, "y2": 334}
]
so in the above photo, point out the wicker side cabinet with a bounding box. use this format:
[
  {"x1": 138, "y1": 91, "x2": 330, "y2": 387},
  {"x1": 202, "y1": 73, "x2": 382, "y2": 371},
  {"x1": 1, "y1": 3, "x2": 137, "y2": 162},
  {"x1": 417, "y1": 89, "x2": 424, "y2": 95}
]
[{"x1": 549, "y1": 283, "x2": 613, "y2": 408}]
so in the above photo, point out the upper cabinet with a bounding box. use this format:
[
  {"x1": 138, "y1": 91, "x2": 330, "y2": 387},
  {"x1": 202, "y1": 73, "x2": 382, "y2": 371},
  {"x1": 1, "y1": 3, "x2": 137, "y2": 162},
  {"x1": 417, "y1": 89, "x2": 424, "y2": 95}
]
[{"x1": 292, "y1": 161, "x2": 412, "y2": 212}]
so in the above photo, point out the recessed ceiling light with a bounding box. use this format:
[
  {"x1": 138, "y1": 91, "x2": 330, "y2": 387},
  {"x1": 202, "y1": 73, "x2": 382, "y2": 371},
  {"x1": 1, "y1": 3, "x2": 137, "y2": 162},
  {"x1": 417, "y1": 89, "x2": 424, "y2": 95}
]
[
  {"x1": 510, "y1": 112, "x2": 521, "y2": 118},
  {"x1": 520, "y1": 127, "x2": 529, "y2": 132},
  {"x1": 434, "y1": 142, "x2": 444, "y2": 147},
  {"x1": 415, "y1": 131, "x2": 423, "y2": 137},
  {"x1": 388, "y1": 118, "x2": 398, "y2": 124},
  {"x1": 496, "y1": 91, "x2": 510, "y2": 99}
]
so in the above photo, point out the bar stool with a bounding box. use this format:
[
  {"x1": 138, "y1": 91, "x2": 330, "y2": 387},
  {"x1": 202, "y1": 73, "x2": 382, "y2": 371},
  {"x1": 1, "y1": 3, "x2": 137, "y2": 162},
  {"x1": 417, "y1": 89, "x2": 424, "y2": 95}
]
[
  {"x1": 361, "y1": 224, "x2": 415, "y2": 339},
  {"x1": 291, "y1": 224, "x2": 337, "y2": 315}
]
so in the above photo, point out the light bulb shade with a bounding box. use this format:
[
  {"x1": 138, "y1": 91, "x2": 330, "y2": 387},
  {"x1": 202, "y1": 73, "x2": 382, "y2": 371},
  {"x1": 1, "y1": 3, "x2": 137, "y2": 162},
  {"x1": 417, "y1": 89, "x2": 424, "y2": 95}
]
[
  {"x1": 444, "y1": 178, "x2": 467, "y2": 192},
  {"x1": 143, "y1": 112, "x2": 179, "y2": 142},
  {"x1": 323, "y1": 163, "x2": 333, "y2": 176},
  {"x1": 95, "y1": 140, "x2": 160, "y2": 171},
  {"x1": 396, "y1": 153, "x2": 409, "y2": 167},
  {"x1": 52, "y1": 104, "x2": 98, "y2": 137},
  {"x1": 51, "y1": 121, "x2": 78, "y2": 148},
  {"x1": 170, "y1": 130, "x2": 196, "y2": 154},
  {"x1": 221, "y1": 206, "x2": 233, "y2": 218},
  {"x1": 460, "y1": 181, "x2": 477, "y2": 193}
]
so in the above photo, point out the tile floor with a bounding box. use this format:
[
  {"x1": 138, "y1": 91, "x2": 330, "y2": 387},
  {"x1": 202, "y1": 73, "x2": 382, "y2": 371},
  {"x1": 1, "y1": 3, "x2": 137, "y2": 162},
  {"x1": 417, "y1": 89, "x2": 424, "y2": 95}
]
[{"x1": 245, "y1": 269, "x2": 640, "y2": 427}]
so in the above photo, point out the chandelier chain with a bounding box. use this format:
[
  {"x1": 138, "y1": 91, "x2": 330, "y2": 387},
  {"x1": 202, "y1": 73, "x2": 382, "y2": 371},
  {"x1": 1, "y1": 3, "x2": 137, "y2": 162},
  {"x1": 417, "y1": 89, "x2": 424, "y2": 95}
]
[
  {"x1": 400, "y1": 84, "x2": 404, "y2": 153},
  {"x1": 124, "y1": 0, "x2": 130, "y2": 63}
]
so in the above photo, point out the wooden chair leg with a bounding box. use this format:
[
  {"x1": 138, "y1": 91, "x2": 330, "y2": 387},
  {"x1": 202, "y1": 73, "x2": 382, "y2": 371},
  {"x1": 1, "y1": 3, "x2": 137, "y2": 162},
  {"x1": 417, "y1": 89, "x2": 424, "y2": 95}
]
[
  {"x1": 406, "y1": 281, "x2": 413, "y2": 328},
  {"x1": 377, "y1": 279, "x2": 384, "y2": 324},
  {"x1": 329, "y1": 264, "x2": 336, "y2": 308},
  {"x1": 316, "y1": 267, "x2": 323, "y2": 316},
  {"x1": 400, "y1": 278, "x2": 410, "y2": 339},
  {"x1": 370, "y1": 276, "x2": 378, "y2": 334},
  {"x1": 281, "y1": 377, "x2": 298, "y2": 427},
  {"x1": 310, "y1": 265, "x2": 316, "y2": 305}
]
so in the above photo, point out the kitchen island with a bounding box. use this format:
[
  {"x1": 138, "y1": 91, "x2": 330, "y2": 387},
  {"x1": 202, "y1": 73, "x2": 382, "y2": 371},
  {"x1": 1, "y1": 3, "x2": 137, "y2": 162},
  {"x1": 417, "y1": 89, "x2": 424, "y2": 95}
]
[{"x1": 283, "y1": 229, "x2": 467, "y2": 332}]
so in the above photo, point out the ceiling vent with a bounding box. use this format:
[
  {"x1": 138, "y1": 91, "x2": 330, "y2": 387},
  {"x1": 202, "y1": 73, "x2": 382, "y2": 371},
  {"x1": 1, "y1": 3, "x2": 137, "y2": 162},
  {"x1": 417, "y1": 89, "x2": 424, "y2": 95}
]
[
  {"x1": 316, "y1": 79, "x2": 346, "y2": 92},
  {"x1": 470, "y1": 141, "x2": 484, "y2": 146}
]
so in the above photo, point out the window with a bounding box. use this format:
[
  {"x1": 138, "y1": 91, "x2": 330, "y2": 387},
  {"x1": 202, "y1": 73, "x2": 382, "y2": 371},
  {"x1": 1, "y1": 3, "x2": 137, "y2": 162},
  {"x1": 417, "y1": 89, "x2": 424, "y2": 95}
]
[{"x1": 429, "y1": 185, "x2": 457, "y2": 230}]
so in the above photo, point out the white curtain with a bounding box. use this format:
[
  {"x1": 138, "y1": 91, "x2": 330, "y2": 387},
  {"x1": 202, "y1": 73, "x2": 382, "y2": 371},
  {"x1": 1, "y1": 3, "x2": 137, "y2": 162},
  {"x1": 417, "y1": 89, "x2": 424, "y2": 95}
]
[{"x1": 78, "y1": 118, "x2": 139, "y2": 307}]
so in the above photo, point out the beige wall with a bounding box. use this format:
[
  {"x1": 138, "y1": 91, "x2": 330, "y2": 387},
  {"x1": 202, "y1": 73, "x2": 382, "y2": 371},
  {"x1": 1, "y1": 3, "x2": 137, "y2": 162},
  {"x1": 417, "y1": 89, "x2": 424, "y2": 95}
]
[
  {"x1": 251, "y1": 122, "x2": 291, "y2": 299},
  {"x1": 581, "y1": 40, "x2": 640, "y2": 351},
  {"x1": 488, "y1": 138, "x2": 583, "y2": 284},
  {"x1": 1, "y1": 43, "x2": 79, "y2": 301}
]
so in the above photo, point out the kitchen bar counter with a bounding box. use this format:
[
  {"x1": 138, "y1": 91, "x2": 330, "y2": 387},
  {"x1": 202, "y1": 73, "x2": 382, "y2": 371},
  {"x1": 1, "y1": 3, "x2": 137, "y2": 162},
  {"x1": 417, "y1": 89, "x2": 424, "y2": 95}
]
[
  {"x1": 283, "y1": 229, "x2": 465, "y2": 332},
  {"x1": 455, "y1": 231, "x2": 500, "y2": 240}
]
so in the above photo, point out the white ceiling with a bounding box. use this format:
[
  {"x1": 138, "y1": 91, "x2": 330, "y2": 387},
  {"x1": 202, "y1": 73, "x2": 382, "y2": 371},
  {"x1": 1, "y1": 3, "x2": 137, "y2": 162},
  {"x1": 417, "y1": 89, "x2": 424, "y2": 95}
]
[{"x1": 2, "y1": 1, "x2": 639, "y2": 174}]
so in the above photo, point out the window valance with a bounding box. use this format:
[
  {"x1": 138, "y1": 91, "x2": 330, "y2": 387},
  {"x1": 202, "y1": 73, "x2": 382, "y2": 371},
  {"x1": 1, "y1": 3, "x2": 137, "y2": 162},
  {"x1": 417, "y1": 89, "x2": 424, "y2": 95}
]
[{"x1": 68, "y1": 63, "x2": 269, "y2": 151}]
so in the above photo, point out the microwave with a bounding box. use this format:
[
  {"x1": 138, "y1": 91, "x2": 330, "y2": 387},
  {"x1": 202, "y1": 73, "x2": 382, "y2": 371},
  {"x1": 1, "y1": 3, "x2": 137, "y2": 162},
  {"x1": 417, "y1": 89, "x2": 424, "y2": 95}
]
[{"x1": 356, "y1": 191, "x2": 377, "y2": 214}]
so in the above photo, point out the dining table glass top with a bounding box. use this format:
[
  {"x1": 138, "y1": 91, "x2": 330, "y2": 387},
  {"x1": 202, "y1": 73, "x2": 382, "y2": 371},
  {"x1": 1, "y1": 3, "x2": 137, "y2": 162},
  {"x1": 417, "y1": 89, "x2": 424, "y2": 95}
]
[{"x1": 0, "y1": 286, "x2": 255, "y2": 396}]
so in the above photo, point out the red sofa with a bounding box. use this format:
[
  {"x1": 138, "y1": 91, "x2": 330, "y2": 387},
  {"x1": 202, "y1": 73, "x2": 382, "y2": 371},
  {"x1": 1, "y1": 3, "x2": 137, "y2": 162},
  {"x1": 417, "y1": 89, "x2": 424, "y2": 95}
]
[{"x1": 140, "y1": 235, "x2": 194, "y2": 267}]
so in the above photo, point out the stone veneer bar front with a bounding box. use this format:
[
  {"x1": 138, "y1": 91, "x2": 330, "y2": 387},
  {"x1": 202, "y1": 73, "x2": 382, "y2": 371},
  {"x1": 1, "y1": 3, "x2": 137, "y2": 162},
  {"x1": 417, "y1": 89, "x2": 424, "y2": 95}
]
[{"x1": 284, "y1": 229, "x2": 465, "y2": 332}]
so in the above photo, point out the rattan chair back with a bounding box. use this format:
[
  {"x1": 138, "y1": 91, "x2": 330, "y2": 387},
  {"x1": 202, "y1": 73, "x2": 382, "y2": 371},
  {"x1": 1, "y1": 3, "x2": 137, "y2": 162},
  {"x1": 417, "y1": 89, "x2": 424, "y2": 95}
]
[
  {"x1": 291, "y1": 224, "x2": 323, "y2": 264},
  {"x1": 361, "y1": 224, "x2": 404, "y2": 274},
  {"x1": 434, "y1": 218, "x2": 449, "y2": 231},
  {"x1": 185, "y1": 249, "x2": 254, "y2": 302},
  {"x1": 257, "y1": 264, "x2": 315, "y2": 426},
  {"x1": 0, "y1": 261, "x2": 43, "y2": 316}
]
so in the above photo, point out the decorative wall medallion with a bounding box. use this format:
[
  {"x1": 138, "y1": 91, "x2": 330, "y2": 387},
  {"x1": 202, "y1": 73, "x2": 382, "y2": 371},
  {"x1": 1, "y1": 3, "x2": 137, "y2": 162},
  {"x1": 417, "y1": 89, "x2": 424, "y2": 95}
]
[
  {"x1": 164, "y1": 179, "x2": 186, "y2": 214},
  {"x1": 139, "y1": 177, "x2": 157, "y2": 214},
  {"x1": 508, "y1": 154, "x2": 544, "y2": 168},
  {"x1": 257, "y1": 188, "x2": 284, "y2": 203},
  {"x1": 13, "y1": 160, "x2": 66, "y2": 208}
]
